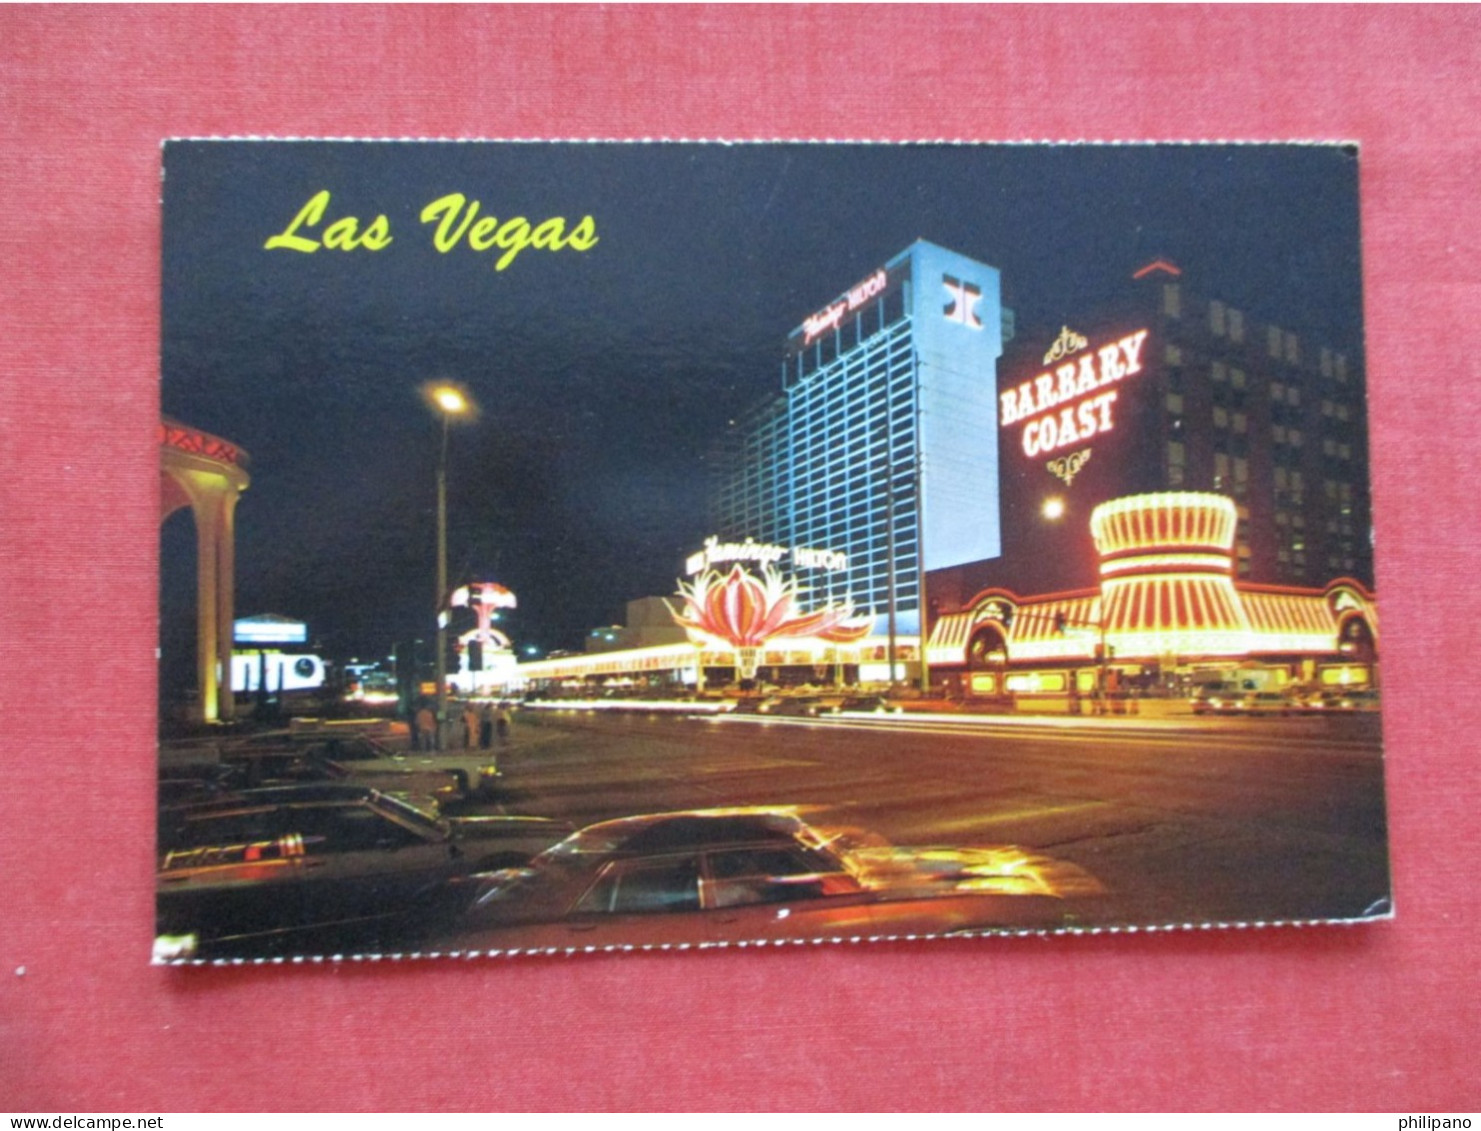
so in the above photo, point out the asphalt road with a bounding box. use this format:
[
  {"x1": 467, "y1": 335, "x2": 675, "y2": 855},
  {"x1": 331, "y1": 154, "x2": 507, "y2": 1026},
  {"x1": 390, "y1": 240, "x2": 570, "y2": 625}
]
[{"x1": 476, "y1": 707, "x2": 1390, "y2": 931}]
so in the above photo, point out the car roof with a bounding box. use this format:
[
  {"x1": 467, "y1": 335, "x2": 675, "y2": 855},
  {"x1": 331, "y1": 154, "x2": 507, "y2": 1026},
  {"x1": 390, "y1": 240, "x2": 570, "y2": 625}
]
[
  {"x1": 558, "y1": 807, "x2": 822, "y2": 855},
  {"x1": 161, "y1": 782, "x2": 386, "y2": 814}
]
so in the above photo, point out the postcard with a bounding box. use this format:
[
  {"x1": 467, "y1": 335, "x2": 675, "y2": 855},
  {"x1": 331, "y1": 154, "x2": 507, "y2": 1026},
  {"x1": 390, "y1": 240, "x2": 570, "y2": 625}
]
[{"x1": 156, "y1": 140, "x2": 1389, "y2": 962}]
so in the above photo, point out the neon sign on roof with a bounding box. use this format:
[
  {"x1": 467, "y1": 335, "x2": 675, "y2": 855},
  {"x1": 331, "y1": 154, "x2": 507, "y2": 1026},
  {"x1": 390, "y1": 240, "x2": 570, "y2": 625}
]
[
  {"x1": 800, "y1": 267, "x2": 888, "y2": 346},
  {"x1": 1000, "y1": 329, "x2": 1149, "y2": 459}
]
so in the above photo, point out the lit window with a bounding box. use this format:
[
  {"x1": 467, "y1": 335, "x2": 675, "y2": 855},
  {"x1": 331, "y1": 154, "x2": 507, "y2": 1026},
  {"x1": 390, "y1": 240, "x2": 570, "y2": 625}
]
[
  {"x1": 1285, "y1": 332, "x2": 1300, "y2": 363},
  {"x1": 1229, "y1": 309, "x2": 1244, "y2": 342},
  {"x1": 1213, "y1": 406, "x2": 1228, "y2": 428},
  {"x1": 1212, "y1": 361, "x2": 1227, "y2": 383},
  {"x1": 1164, "y1": 283, "x2": 1181, "y2": 317},
  {"x1": 1268, "y1": 325, "x2": 1283, "y2": 357},
  {"x1": 1210, "y1": 300, "x2": 1226, "y2": 336},
  {"x1": 1165, "y1": 344, "x2": 1183, "y2": 365},
  {"x1": 1231, "y1": 367, "x2": 1246, "y2": 390}
]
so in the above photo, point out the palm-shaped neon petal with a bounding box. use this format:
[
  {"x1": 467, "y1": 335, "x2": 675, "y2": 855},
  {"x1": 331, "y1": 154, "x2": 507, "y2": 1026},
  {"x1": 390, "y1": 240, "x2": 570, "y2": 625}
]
[{"x1": 674, "y1": 564, "x2": 871, "y2": 648}]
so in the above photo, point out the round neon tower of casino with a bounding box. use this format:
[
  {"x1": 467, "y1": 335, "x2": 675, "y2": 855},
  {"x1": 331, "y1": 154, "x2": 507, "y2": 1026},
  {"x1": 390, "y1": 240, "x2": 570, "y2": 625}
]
[{"x1": 1089, "y1": 492, "x2": 1253, "y2": 659}]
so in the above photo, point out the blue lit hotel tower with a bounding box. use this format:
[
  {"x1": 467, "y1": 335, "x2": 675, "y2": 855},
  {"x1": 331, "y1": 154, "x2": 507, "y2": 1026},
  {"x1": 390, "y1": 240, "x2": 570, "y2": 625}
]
[{"x1": 711, "y1": 241, "x2": 1006, "y2": 635}]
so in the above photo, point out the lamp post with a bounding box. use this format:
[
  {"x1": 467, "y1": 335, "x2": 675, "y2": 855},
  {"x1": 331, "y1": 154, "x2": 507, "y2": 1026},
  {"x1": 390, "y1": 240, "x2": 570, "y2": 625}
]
[{"x1": 423, "y1": 381, "x2": 476, "y2": 750}]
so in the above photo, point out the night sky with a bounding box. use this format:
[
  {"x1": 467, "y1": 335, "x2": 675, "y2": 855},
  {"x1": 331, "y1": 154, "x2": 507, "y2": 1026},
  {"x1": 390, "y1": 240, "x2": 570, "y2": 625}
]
[{"x1": 160, "y1": 141, "x2": 1364, "y2": 677}]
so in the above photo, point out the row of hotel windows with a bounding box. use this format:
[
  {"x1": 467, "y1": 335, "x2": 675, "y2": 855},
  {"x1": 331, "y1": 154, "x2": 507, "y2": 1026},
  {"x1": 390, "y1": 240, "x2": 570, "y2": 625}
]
[
  {"x1": 1169, "y1": 442, "x2": 1359, "y2": 503},
  {"x1": 1164, "y1": 349, "x2": 1359, "y2": 416},
  {"x1": 1163, "y1": 285, "x2": 1352, "y2": 380},
  {"x1": 1164, "y1": 403, "x2": 1357, "y2": 464}
]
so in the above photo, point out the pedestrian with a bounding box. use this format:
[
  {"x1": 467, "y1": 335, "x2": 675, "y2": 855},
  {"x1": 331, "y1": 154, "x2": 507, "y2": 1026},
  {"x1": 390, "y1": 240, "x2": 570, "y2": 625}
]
[
  {"x1": 462, "y1": 702, "x2": 480, "y2": 749},
  {"x1": 495, "y1": 704, "x2": 511, "y2": 744},
  {"x1": 479, "y1": 703, "x2": 495, "y2": 749},
  {"x1": 415, "y1": 703, "x2": 436, "y2": 751}
]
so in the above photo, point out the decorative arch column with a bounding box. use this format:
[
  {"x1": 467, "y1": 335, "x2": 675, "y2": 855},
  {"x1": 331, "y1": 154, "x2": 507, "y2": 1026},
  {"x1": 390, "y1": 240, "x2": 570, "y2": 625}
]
[{"x1": 160, "y1": 419, "x2": 250, "y2": 723}]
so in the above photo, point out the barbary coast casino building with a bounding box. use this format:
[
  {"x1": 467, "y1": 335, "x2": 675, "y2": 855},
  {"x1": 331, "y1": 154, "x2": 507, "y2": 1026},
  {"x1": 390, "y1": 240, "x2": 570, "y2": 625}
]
[{"x1": 709, "y1": 247, "x2": 1378, "y2": 698}]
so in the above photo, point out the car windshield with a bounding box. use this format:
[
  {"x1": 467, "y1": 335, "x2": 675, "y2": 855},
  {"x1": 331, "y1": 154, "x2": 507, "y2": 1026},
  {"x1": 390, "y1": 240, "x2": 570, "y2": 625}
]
[{"x1": 372, "y1": 791, "x2": 449, "y2": 837}]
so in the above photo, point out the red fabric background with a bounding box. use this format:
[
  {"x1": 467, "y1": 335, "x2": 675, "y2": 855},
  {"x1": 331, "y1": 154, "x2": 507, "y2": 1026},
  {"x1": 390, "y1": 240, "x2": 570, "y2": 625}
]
[{"x1": 2, "y1": 5, "x2": 1477, "y2": 1112}]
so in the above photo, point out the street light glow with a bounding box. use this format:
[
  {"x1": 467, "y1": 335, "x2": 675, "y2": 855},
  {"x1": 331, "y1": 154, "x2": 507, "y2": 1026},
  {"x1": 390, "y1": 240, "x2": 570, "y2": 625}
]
[
  {"x1": 431, "y1": 385, "x2": 469, "y2": 415},
  {"x1": 422, "y1": 379, "x2": 480, "y2": 750},
  {"x1": 1042, "y1": 496, "x2": 1066, "y2": 520},
  {"x1": 422, "y1": 381, "x2": 478, "y2": 420}
]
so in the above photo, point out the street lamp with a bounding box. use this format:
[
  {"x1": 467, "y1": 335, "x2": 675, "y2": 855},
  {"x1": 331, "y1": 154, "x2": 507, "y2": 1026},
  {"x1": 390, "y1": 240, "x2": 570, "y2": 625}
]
[{"x1": 422, "y1": 380, "x2": 478, "y2": 749}]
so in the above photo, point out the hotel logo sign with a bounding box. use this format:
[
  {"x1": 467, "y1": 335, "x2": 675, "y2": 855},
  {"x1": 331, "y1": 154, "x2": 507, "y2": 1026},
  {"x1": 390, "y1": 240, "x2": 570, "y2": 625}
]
[
  {"x1": 801, "y1": 267, "x2": 889, "y2": 345},
  {"x1": 686, "y1": 535, "x2": 849, "y2": 576},
  {"x1": 942, "y1": 275, "x2": 983, "y2": 329}
]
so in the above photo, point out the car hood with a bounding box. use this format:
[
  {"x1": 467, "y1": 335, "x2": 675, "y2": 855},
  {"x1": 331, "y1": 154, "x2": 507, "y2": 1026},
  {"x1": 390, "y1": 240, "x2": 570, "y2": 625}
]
[
  {"x1": 449, "y1": 815, "x2": 573, "y2": 845},
  {"x1": 841, "y1": 844, "x2": 1104, "y2": 899}
]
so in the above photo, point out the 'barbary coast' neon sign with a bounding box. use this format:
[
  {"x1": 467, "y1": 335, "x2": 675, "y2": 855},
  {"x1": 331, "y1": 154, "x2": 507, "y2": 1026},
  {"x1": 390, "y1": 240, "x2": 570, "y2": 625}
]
[{"x1": 1000, "y1": 329, "x2": 1150, "y2": 458}]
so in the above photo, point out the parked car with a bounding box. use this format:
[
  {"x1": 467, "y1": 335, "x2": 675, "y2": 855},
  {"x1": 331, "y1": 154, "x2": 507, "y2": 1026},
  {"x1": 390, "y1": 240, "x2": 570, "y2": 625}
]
[
  {"x1": 445, "y1": 807, "x2": 1104, "y2": 951},
  {"x1": 730, "y1": 697, "x2": 783, "y2": 715},
  {"x1": 1192, "y1": 689, "x2": 1291, "y2": 716},
  {"x1": 823, "y1": 696, "x2": 904, "y2": 716},
  {"x1": 769, "y1": 697, "x2": 824, "y2": 718},
  {"x1": 190, "y1": 744, "x2": 461, "y2": 809},
  {"x1": 154, "y1": 784, "x2": 570, "y2": 960},
  {"x1": 1305, "y1": 688, "x2": 1381, "y2": 713},
  {"x1": 222, "y1": 732, "x2": 500, "y2": 803}
]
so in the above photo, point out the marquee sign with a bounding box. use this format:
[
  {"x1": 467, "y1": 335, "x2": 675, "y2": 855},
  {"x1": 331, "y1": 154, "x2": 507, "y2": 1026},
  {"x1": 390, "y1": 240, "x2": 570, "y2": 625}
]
[
  {"x1": 160, "y1": 421, "x2": 246, "y2": 467},
  {"x1": 234, "y1": 615, "x2": 307, "y2": 645},
  {"x1": 1000, "y1": 328, "x2": 1150, "y2": 459}
]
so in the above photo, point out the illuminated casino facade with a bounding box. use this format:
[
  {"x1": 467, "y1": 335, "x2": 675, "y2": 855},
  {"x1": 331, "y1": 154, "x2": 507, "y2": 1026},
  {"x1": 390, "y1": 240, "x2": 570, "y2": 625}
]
[
  {"x1": 927, "y1": 492, "x2": 1378, "y2": 698},
  {"x1": 928, "y1": 260, "x2": 1372, "y2": 609},
  {"x1": 710, "y1": 240, "x2": 1007, "y2": 636}
]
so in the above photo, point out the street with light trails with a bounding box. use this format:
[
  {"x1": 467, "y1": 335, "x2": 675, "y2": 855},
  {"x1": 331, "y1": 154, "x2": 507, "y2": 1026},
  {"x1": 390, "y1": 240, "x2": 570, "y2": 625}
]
[{"x1": 458, "y1": 707, "x2": 1388, "y2": 942}]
